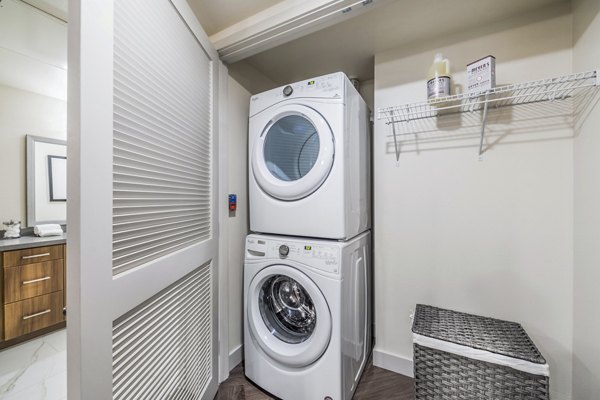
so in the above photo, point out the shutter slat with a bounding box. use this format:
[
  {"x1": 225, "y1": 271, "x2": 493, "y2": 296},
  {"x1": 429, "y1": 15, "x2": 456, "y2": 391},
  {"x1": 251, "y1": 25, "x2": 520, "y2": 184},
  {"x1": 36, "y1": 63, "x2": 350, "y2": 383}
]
[
  {"x1": 114, "y1": 131, "x2": 210, "y2": 169},
  {"x1": 113, "y1": 264, "x2": 212, "y2": 400},
  {"x1": 113, "y1": 233, "x2": 209, "y2": 272},
  {"x1": 113, "y1": 0, "x2": 212, "y2": 277},
  {"x1": 114, "y1": 175, "x2": 209, "y2": 190},
  {"x1": 112, "y1": 217, "x2": 210, "y2": 241},
  {"x1": 113, "y1": 212, "x2": 210, "y2": 230},
  {"x1": 113, "y1": 209, "x2": 210, "y2": 225},
  {"x1": 114, "y1": 147, "x2": 208, "y2": 175},
  {"x1": 114, "y1": 65, "x2": 211, "y2": 131},
  {"x1": 114, "y1": 163, "x2": 207, "y2": 185},
  {"x1": 114, "y1": 105, "x2": 210, "y2": 156}
]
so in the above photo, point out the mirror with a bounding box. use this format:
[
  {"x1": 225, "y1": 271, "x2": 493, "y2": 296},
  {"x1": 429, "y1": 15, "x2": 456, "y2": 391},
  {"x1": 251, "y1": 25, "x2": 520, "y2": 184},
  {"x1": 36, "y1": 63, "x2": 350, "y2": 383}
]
[
  {"x1": 0, "y1": 1, "x2": 68, "y2": 396},
  {"x1": 0, "y1": 0, "x2": 68, "y2": 229},
  {"x1": 26, "y1": 135, "x2": 67, "y2": 227}
]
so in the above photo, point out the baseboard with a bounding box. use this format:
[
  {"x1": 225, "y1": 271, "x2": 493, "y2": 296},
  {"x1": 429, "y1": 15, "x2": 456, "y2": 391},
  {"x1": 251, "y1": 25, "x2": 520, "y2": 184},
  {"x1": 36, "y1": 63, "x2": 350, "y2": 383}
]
[
  {"x1": 372, "y1": 348, "x2": 414, "y2": 378},
  {"x1": 229, "y1": 344, "x2": 243, "y2": 371}
]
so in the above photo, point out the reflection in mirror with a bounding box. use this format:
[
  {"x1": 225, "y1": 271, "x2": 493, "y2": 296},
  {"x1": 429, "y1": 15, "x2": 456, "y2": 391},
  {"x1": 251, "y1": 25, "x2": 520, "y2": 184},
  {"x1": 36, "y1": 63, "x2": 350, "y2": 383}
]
[
  {"x1": 0, "y1": 0, "x2": 67, "y2": 227},
  {"x1": 27, "y1": 135, "x2": 67, "y2": 226},
  {"x1": 0, "y1": 1, "x2": 68, "y2": 397}
]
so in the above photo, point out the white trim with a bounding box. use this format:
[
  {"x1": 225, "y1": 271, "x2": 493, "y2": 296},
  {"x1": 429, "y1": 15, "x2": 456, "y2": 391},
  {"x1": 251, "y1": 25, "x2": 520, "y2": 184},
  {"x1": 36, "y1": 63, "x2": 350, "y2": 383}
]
[
  {"x1": 217, "y1": 62, "x2": 231, "y2": 383},
  {"x1": 67, "y1": 0, "x2": 115, "y2": 397},
  {"x1": 170, "y1": 0, "x2": 219, "y2": 61},
  {"x1": 229, "y1": 344, "x2": 244, "y2": 371},
  {"x1": 210, "y1": 0, "x2": 391, "y2": 63},
  {"x1": 413, "y1": 333, "x2": 550, "y2": 377},
  {"x1": 372, "y1": 348, "x2": 414, "y2": 378}
]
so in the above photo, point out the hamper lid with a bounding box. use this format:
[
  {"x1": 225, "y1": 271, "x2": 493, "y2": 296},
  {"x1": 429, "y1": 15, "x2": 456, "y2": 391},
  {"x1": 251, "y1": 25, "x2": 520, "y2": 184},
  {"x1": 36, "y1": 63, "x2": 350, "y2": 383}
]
[{"x1": 412, "y1": 304, "x2": 546, "y2": 364}]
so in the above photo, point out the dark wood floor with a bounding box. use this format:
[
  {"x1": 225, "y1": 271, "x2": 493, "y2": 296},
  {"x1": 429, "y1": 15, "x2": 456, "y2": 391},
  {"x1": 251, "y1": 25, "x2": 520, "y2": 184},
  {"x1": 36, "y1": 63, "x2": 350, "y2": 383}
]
[{"x1": 214, "y1": 359, "x2": 415, "y2": 400}]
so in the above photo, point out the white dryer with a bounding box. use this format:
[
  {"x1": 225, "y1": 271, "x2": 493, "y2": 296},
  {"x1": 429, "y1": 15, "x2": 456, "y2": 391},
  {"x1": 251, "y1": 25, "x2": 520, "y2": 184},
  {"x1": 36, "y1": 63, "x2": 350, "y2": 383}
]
[
  {"x1": 249, "y1": 72, "x2": 370, "y2": 240},
  {"x1": 244, "y1": 231, "x2": 372, "y2": 400}
]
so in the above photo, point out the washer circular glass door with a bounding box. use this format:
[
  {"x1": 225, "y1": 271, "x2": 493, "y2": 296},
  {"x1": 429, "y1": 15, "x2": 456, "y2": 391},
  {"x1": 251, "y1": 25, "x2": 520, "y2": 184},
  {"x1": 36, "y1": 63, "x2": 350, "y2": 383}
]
[
  {"x1": 247, "y1": 265, "x2": 332, "y2": 367},
  {"x1": 252, "y1": 104, "x2": 334, "y2": 201}
]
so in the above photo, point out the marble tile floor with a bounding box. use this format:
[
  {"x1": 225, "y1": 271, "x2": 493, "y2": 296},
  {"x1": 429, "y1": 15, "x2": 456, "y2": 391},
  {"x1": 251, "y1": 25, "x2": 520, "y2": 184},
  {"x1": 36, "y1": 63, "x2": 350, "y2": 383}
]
[
  {"x1": 0, "y1": 331, "x2": 416, "y2": 400},
  {"x1": 0, "y1": 330, "x2": 66, "y2": 400}
]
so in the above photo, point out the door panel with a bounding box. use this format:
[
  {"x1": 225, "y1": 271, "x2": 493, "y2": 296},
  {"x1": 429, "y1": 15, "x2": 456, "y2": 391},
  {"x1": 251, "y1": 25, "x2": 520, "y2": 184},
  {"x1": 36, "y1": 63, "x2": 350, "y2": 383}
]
[
  {"x1": 68, "y1": 0, "x2": 220, "y2": 398},
  {"x1": 112, "y1": 263, "x2": 213, "y2": 400},
  {"x1": 251, "y1": 104, "x2": 334, "y2": 200},
  {"x1": 246, "y1": 265, "x2": 331, "y2": 367}
]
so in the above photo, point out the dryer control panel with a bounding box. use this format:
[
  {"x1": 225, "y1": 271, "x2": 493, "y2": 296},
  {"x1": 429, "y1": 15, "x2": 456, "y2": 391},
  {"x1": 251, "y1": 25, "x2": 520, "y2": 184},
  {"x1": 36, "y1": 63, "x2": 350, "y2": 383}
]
[
  {"x1": 250, "y1": 72, "x2": 346, "y2": 116},
  {"x1": 245, "y1": 236, "x2": 341, "y2": 275}
]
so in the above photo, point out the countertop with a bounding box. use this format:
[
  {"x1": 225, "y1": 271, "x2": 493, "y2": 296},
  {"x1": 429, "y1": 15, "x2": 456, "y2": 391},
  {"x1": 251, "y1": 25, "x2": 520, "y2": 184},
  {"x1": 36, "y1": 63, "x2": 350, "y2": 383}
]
[{"x1": 0, "y1": 234, "x2": 67, "y2": 252}]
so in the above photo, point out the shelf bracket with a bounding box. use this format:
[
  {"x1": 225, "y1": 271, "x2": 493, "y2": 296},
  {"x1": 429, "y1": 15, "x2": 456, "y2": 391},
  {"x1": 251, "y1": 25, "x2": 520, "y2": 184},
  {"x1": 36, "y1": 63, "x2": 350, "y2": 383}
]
[
  {"x1": 391, "y1": 120, "x2": 400, "y2": 162},
  {"x1": 478, "y1": 91, "x2": 490, "y2": 159}
]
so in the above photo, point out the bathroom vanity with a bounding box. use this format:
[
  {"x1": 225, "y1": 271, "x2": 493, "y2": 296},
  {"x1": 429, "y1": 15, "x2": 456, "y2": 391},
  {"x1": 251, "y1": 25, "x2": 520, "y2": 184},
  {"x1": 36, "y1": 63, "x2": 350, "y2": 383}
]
[{"x1": 0, "y1": 236, "x2": 66, "y2": 349}]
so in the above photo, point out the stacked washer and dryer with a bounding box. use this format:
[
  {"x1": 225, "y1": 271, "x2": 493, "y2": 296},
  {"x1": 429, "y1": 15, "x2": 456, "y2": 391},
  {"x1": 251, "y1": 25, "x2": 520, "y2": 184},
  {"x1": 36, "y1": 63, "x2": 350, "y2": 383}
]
[{"x1": 244, "y1": 72, "x2": 372, "y2": 400}]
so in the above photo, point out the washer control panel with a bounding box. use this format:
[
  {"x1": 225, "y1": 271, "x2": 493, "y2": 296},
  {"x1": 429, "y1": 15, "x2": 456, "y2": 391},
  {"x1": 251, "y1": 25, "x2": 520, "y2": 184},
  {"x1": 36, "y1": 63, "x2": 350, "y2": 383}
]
[
  {"x1": 270, "y1": 240, "x2": 340, "y2": 274},
  {"x1": 246, "y1": 236, "x2": 341, "y2": 275}
]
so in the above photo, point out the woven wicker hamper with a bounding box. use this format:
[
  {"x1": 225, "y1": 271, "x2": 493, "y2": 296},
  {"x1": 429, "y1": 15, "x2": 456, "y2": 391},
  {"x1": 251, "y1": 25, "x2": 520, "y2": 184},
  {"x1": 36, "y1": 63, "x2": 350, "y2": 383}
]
[{"x1": 412, "y1": 304, "x2": 550, "y2": 400}]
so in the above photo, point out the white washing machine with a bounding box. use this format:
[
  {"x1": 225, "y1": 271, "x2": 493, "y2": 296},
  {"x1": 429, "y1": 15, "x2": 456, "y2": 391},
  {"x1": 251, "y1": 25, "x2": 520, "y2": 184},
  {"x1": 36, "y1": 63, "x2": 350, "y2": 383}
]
[
  {"x1": 249, "y1": 72, "x2": 370, "y2": 240},
  {"x1": 244, "y1": 231, "x2": 372, "y2": 400}
]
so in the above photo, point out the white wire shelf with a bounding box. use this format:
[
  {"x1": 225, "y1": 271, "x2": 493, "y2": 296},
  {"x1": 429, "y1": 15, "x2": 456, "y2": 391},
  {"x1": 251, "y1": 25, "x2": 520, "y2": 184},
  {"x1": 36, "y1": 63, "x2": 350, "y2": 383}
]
[{"x1": 377, "y1": 70, "x2": 600, "y2": 160}]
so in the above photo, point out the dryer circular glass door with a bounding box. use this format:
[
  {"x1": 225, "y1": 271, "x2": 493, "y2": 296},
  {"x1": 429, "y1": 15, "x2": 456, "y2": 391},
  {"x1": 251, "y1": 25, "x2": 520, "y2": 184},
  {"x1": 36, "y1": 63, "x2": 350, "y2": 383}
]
[
  {"x1": 252, "y1": 104, "x2": 334, "y2": 201},
  {"x1": 247, "y1": 264, "x2": 332, "y2": 367}
]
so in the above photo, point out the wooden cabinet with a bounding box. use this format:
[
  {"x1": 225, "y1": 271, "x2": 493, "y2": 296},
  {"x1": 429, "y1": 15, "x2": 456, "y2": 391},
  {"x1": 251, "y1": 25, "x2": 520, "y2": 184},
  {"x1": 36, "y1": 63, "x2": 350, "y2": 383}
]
[{"x1": 1, "y1": 243, "x2": 66, "y2": 346}]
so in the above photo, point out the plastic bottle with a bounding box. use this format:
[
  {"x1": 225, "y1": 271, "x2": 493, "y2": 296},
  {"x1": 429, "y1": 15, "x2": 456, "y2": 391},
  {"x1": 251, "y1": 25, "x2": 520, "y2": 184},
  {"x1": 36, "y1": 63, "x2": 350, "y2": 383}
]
[{"x1": 427, "y1": 53, "x2": 451, "y2": 101}]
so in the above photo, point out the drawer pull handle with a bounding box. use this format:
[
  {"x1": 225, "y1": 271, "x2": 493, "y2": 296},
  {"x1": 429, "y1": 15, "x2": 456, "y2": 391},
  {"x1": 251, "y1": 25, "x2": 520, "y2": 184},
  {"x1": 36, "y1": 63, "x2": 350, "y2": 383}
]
[
  {"x1": 22, "y1": 252, "x2": 51, "y2": 260},
  {"x1": 22, "y1": 276, "x2": 51, "y2": 285},
  {"x1": 23, "y1": 309, "x2": 51, "y2": 320}
]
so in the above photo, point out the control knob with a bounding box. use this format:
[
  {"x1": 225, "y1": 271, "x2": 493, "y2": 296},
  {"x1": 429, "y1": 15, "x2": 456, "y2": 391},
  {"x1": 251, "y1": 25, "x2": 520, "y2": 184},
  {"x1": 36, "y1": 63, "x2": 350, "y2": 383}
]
[
  {"x1": 279, "y1": 244, "x2": 290, "y2": 257},
  {"x1": 283, "y1": 85, "x2": 293, "y2": 97}
]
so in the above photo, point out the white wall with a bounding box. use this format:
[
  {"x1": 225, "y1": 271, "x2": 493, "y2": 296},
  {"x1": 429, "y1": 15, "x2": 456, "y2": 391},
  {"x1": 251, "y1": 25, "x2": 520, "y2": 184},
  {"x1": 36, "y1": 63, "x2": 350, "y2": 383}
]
[
  {"x1": 0, "y1": 84, "x2": 67, "y2": 224},
  {"x1": 225, "y1": 76, "x2": 251, "y2": 365},
  {"x1": 373, "y1": 10, "x2": 574, "y2": 399},
  {"x1": 572, "y1": 0, "x2": 600, "y2": 398},
  {"x1": 228, "y1": 60, "x2": 278, "y2": 95}
]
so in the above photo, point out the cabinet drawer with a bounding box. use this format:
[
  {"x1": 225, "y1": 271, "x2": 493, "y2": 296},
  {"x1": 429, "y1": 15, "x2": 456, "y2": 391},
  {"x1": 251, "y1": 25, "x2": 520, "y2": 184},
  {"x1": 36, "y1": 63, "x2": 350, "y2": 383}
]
[
  {"x1": 4, "y1": 260, "x2": 64, "y2": 304},
  {"x1": 4, "y1": 291, "x2": 64, "y2": 340},
  {"x1": 2, "y1": 245, "x2": 64, "y2": 268}
]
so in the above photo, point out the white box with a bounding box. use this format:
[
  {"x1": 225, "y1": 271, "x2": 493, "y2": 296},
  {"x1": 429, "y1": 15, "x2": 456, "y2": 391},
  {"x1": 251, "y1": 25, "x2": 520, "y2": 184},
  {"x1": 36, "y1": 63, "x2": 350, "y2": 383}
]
[{"x1": 467, "y1": 55, "x2": 496, "y2": 93}]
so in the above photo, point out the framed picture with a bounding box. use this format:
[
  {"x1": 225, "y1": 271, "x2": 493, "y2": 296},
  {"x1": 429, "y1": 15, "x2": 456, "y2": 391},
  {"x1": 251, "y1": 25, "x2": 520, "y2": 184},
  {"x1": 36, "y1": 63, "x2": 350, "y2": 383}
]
[
  {"x1": 48, "y1": 155, "x2": 67, "y2": 202},
  {"x1": 27, "y1": 135, "x2": 67, "y2": 226}
]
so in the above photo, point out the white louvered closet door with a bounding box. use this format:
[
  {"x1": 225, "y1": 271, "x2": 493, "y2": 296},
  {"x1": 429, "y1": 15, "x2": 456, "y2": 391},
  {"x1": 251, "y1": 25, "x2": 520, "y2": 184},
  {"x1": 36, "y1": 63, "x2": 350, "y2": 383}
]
[{"x1": 68, "y1": 1, "x2": 220, "y2": 399}]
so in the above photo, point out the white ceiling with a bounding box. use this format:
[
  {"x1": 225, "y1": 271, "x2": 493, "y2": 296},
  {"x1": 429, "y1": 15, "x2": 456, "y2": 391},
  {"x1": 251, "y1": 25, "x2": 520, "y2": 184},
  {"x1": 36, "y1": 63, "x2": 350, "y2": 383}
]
[
  {"x1": 221, "y1": 0, "x2": 570, "y2": 93},
  {"x1": 0, "y1": 0, "x2": 67, "y2": 99},
  {"x1": 21, "y1": 0, "x2": 68, "y2": 21},
  {"x1": 186, "y1": 0, "x2": 284, "y2": 36},
  {"x1": 9, "y1": 0, "x2": 571, "y2": 97}
]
